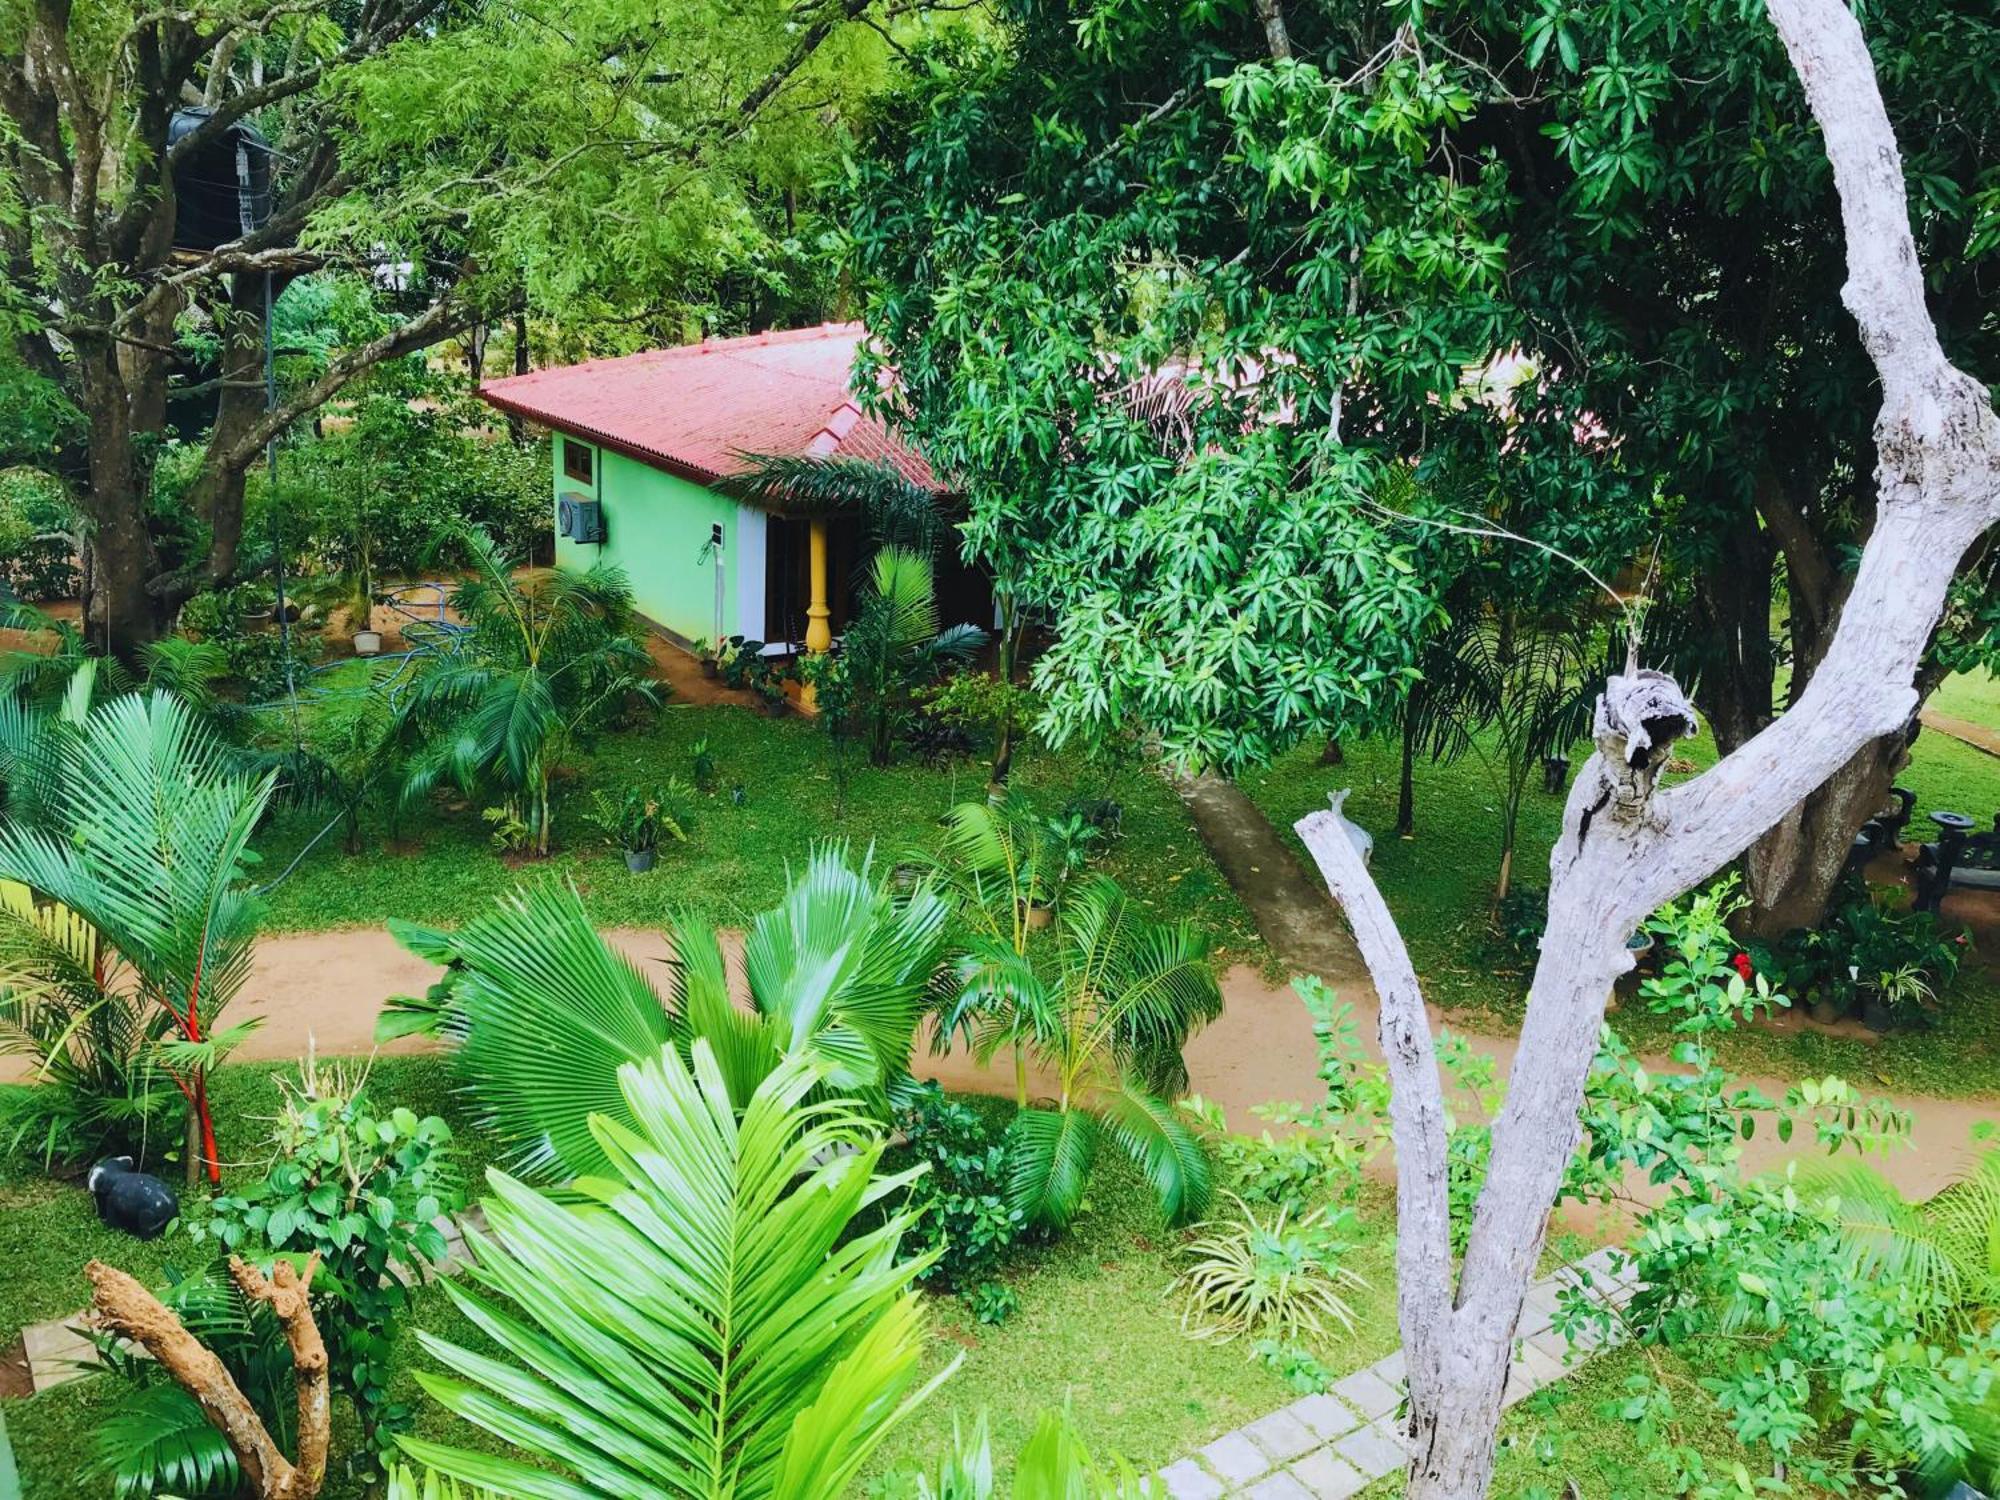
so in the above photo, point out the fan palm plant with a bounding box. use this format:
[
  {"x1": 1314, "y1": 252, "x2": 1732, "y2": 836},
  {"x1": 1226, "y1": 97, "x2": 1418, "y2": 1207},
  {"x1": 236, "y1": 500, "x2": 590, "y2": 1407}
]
[
  {"x1": 944, "y1": 874, "x2": 1220, "y2": 1232},
  {"x1": 0, "y1": 692, "x2": 274, "y2": 1183},
  {"x1": 399, "y1": 1042, "x2": 954, "y2": 1500},
  {"x1": 722, "y1": 452, "x2": 952, "y2": 555},
  {"x1": 382, "y1": 845, "x2": 952, "y2": 1181},
  {"x1": 398, "y1": 527, "x2": 657, "y2": 855}
]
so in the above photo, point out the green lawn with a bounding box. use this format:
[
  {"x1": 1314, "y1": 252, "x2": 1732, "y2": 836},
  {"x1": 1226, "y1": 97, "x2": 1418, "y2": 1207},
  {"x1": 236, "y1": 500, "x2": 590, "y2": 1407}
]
[
  {"x1": 252, "y1": 701, "x2": 1261, "y2": 961},
  {"x1": 1929, "y1": 668, "x2": 2000, "y2": 729},
  {"x1": 3, "y1": 1059, "x2": 1815, "y2": 1500},
  {"x1": 1240, "y1": 725, "x2": 2000, "y2": 1098}
]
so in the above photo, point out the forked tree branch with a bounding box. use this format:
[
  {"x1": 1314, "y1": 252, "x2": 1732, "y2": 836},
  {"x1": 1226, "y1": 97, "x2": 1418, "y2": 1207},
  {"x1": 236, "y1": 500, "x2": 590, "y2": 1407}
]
[
  {"x1": 89, "y1": 1255, "x2": 329, "y2": 1500},
  {"x1": 1292, "y1": 1, "x2": 2000, "y2": 1494}
]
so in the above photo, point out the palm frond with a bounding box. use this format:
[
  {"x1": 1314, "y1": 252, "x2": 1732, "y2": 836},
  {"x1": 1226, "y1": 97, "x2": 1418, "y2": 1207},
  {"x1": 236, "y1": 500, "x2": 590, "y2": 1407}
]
[
  {"x1": 1097, "y1": 1075, "x2": 1213, "y2": 1227},
  {"x1": 87, "y1": 1383, "x2": 241, "y2": 1500},
  {"x1": 402, "y1": 880, "x2": 677, "y2": 1181},
  {"x1": 1007, "y1": 1105, "x2": 1102, "y2": 1231},
  {"x1": 401, "y1": 1043, "x2": 952, "y2": 1500}
]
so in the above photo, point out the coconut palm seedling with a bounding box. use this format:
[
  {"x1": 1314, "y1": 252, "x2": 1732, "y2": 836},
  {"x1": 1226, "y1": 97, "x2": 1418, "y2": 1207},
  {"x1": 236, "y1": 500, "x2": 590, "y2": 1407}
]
[
  {"x1": 940, "y1": 872, "x2": 1221, "y2": 1231},
  {"x1": 379, "y1": 845, "x2": 952, "y2": 1181},
  {"x1": 400, "y1": 1043, "x2": 953, "y2": 1500},
  {"x1": 397, "y1": 527, "x2": 657, "y2": 856}
]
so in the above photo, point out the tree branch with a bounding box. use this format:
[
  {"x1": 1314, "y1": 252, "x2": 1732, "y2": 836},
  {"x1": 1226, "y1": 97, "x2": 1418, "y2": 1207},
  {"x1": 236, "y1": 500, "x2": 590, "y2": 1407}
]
[{"x1": 88, "y1": 1255, "x2": 328, "y2": 1500}]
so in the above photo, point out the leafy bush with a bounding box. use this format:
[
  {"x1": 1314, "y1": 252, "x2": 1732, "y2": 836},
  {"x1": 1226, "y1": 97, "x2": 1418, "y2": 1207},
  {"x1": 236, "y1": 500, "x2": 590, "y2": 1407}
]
[
  {"x1": 1746, "y1": 874, "x2": 1966, "y2": 1027},
  {"x1": 1490, "y1": 882, "x2": 1548, "y2": 970},
  {"x1": 0, "y1": 468, "x2": 78, "y2": 601},
  {"x1": 898, "y1": 1085, "x2": 1023, "y2": 1296},
  {"x1": 178, "y1": 581, "x2": 323, "y2": 701},
  {"x1": 1172, "y1": 1194, "x2": 1368, "y2": 1345},
  {"x1": 584, "y1": 781, "x2": 695, "y2": 853},
  {"x1": 190, "y1": 1056, "x2": 462, "y2": 1481}
]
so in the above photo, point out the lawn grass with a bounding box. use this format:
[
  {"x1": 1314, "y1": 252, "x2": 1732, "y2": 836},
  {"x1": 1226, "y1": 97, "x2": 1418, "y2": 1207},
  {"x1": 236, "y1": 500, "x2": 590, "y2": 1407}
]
[
  {"x1": 1240, "y1": 725, "x2": 2000, "y2": 1099},
  {"x1": 251, "y1": 701, "x2": 1261, "y2": 961},
  {"x1": 1929, "y1": 667, "x2": 2000, "y2": 729}
]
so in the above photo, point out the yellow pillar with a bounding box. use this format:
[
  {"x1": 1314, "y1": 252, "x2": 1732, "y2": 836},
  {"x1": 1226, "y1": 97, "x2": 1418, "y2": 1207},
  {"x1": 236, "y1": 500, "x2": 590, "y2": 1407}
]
[
  {"x1": 802, "y1": 518, "x2": 831, "y2": 710},
  {"x1": 804, "y1": 519, "x2": 832, "y2": 654}
]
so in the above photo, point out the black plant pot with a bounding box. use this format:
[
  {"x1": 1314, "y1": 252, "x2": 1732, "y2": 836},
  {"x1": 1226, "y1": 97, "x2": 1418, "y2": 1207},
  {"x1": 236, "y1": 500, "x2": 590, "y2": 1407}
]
[{"x1": 625, "y1": 847, "x2": 657, "y2": 874}]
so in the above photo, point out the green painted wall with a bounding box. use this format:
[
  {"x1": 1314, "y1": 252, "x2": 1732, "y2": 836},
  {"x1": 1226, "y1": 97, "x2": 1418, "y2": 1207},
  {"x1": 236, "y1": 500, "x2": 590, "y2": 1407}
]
[{"x1": 553, "y1": 436, "x2": 737, "y2": 643}]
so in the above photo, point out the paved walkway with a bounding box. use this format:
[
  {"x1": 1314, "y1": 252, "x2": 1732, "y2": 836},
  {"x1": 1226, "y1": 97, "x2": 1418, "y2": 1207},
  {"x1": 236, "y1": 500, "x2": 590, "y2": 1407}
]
[{"x1": 1155, "y1": 1249, "x2": 1636, "y2": 1499}]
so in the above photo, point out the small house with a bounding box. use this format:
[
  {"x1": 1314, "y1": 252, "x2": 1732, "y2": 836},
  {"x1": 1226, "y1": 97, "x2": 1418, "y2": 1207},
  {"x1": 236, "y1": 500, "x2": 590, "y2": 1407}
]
[{"x1": 478, "y1": 322, "x2": 987, "y2": 656}]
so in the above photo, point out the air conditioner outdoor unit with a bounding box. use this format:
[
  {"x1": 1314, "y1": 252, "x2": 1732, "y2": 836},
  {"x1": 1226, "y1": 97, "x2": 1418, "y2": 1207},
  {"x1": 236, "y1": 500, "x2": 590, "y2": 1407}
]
[{"x1": 558, "y1": 495, "x2": 606, "y2": 544}]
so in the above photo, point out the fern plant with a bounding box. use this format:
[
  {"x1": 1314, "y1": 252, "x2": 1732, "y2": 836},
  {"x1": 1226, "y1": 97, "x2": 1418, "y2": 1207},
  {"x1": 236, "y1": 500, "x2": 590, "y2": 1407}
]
[{"x1": 1804, "y1": 1144, "x2": 2000, "y2": 1329}]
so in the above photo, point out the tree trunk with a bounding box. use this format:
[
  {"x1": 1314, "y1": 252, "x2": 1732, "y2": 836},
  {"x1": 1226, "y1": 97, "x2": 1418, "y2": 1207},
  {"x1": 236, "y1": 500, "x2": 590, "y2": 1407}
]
[
  {"x1": 1743, "y1": 728, "x2": 1907, "y2": 936},
  {"x1": 991, "y1": 591, "x2": 1018, "y2": 785},
  {"x1": 508, "y1": 312, "x2": 530, "y2": 442},
  {"x1": 1294, "y1": 6, "x2": 2000, "y2": 1492},
  {"x1": 1396, "y1": 681, "x2": 1423, "y2": 838},
  {"x1": 89, "y1": 1256, "x2": 330, "y2": 1500}
]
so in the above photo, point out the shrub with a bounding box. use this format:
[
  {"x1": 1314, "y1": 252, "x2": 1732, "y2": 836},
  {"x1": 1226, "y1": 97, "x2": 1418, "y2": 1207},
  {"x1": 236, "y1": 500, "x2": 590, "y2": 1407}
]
[
  {"x1": 898, "y1": 1084, "x2": 1023, "y2": 1295},
  {"x1": 190, "y1": 1056, "x2": 462, "y2": 1483},
  {"x1": 1747, "y1": 875, "x2": 1966, "y2": 1027},
  {"x1": 1172, "y1": 1194, "x2": 1369, "y2": 1345}
]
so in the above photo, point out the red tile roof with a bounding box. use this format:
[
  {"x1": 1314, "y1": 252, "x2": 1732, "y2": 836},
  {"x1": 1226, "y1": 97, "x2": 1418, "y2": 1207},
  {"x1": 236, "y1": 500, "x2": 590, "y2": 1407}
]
[{"x1": 477, "y1": 322, "x2": 940, "y2": 497}]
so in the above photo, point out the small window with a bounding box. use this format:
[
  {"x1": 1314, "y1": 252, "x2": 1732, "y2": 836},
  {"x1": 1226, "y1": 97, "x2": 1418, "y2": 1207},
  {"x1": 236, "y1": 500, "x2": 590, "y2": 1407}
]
[{"x1": 562, "y1": 439, "x2": 594, "y2": 486}]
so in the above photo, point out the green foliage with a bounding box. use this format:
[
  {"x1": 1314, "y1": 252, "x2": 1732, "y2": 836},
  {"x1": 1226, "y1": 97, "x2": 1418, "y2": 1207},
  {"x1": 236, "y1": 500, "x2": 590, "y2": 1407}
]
[
  {"x1": 399, "y1": 1043, "x2": 953, "y2": 1500},
  {"x1": 384, "y1": 844, "x2": 951, "y2": 1179},
  {"x1": 178, "y1": 583, "x2": 323, "y2": 703},
  {"x1": 0, "y1": 469, "x2": 79, "y2": 602},
  {"x1": 898, "y1": 1083, "x2": 1024, "y2": 1297},
  {"x1": 190, "y1": 1056, "x2": 462, "y2": 1480},
  {"x1": 583, "y1": 781, "x2": 694, "y2": 853},
  {"x1": 262, "y1": 390, "x2": 550, "y2": 621},
  {"x1": 0, "y1": 692, "x2": 275, "y2": 1182},
  {"x1": 0, "y1": 880, "x2": 178, "y2": 1169},
  {"x1": 397, "y1": 528, "x2": 659, "y2": 856},
  {"x1": 938, "y1": 863, "x2": 1221, "y2": 1232},
  {"x1": 832, "y1": 546, "x2": 988, "y2": 767},
  {"x1": 885, "y1": 1410, "x2": 1162, "y2": 1499},
  {"x1": 1172, "y1": 1195, "x2": 1368, "y2": 1347},
  {"x1": 1747, "y1": 876, "x2": 1968, "y2": 1028},
  {"x1": 1182, "y1": 979, "x2": 1386, "y2": 1218},
  {"x1": 1562, "y1": 936, "x2": 1979, "y2": 1497}
]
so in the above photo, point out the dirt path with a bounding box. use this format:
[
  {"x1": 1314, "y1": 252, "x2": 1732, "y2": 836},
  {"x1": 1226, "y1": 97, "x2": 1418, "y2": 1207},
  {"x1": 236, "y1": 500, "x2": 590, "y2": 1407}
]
[{"x1": 1920, "y1": 706, "x2": 2000, "y2": 758}]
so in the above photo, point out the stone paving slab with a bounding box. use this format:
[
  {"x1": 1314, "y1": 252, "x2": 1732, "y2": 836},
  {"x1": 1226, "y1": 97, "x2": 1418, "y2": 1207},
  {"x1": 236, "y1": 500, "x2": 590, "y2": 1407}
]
[{"x1": 1157, "y1": 1250, "x2": 1636, "y2": 1496}]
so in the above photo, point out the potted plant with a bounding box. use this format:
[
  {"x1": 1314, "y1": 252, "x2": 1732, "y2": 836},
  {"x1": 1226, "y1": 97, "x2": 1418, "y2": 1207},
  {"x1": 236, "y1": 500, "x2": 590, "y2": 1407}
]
[
  {"x1": 586, "y1": 784, "x2": 692, "y2": 872},
  {"x1": 691, "y1": 637, "x2": 717, "y2": 678}
]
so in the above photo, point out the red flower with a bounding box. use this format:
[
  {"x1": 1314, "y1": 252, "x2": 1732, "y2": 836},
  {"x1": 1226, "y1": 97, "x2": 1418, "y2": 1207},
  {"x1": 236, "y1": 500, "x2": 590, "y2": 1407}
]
[{"x1": 1731, "y1": 952, "x2": 1754, "y2": 981}]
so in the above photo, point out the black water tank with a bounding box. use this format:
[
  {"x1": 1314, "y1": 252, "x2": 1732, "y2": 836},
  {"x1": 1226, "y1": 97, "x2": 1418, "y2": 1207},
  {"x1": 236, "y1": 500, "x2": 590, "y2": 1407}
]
[{"x1": 167, "y1": 108, "x2": 271, "y2": 251}]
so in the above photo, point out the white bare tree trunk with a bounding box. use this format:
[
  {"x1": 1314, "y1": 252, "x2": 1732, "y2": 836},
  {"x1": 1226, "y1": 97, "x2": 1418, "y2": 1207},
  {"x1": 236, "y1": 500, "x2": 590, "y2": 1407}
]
[{"x1": 1295, "y1": 4, "x2": 2000, "y2": 1496}]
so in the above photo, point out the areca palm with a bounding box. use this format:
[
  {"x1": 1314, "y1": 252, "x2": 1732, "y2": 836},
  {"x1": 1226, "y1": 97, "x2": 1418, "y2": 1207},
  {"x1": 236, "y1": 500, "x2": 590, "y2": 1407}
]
[
  {"x1": 946, "y1": 874, "x2": 1220, "y2": 1231},
  {"x1": 0, "y1": 692, "x2": 274, "y2": 1182},
  {"x1": 384, "y1": 845, "x2": 953, "y2": 1181},
  {"x1": 399, "y1": 1042, "x2": 952, "y2": 1500},
  {"x1": 399, "y1": 528, "x2": 657, "y2": 855},
  {"x1": 1804, "y1": 1147, "x2": 2000, "y2": 1328},
  {"x1": 843, "y1": 546, "x2": 987, "y2": 765}
]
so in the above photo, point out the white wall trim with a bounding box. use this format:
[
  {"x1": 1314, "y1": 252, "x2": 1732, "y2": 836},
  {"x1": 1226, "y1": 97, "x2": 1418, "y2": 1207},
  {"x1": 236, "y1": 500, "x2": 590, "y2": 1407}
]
[{"x1": 735, "y1": 505, "x2": 767, "y2": 641}]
